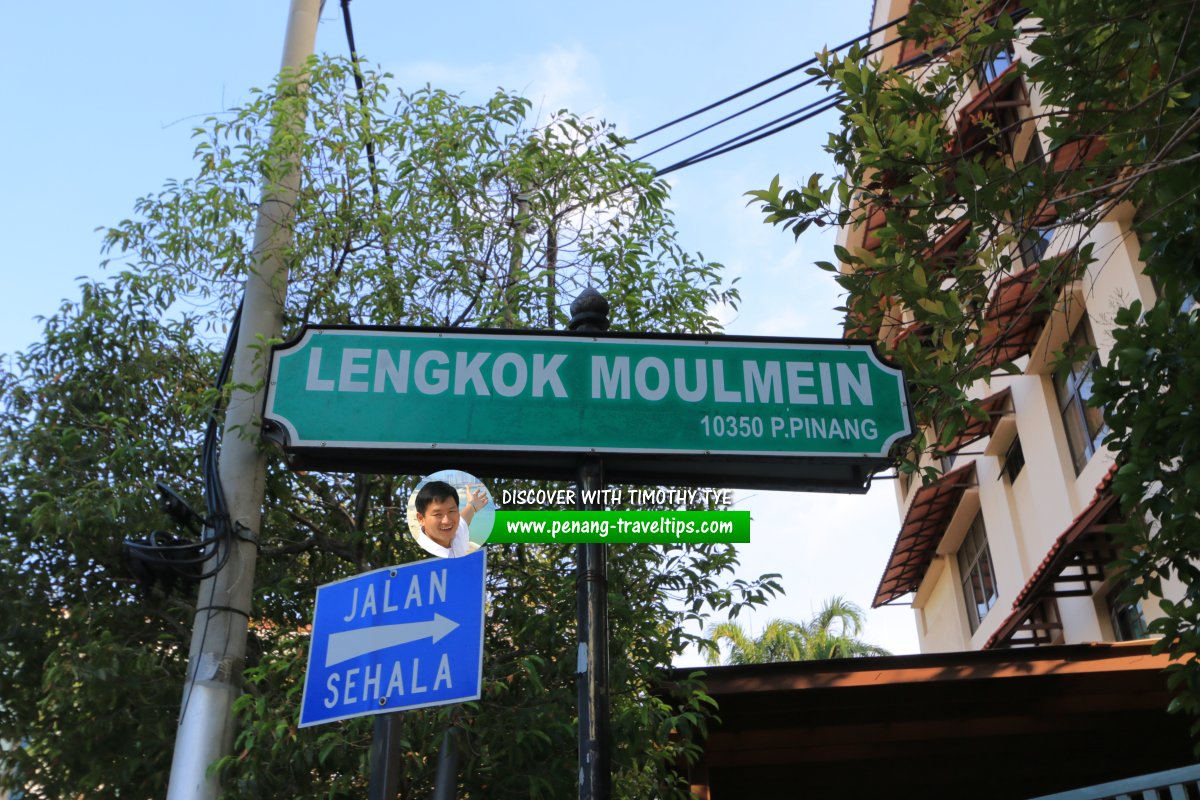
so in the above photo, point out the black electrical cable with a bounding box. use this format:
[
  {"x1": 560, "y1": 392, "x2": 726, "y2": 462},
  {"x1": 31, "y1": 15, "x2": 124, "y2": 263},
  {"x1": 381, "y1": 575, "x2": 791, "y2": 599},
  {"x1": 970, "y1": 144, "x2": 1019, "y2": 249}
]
[
  {"x1": 649, "y1": 6, "x2": 1034, "y2": 178},
  {"x1": 340, "y1": 0, "x2": 381, "y2": 206},
  {"x1": 636, "y1": 30, "x2": 905, "y2": 164},
  {"x1": 175, "y1": 296, "x2": 243, "y2": 724},
  {"x1": 126, "y1": 294, "x2": 239, "y2": 582},
  {"x1": 199, "y1": 299, "x2": 242, "y2": 566},
  {"x1": 655, "y1": 93, "x2": 846, "y2": 174},
  {"x1": 633, "y1": 12, "x2": 908, "y2": 141},
  {"x1": 637, "y1": 72, "x2": 828, "y2": 162},
  {"x1": 655, "y1": 95, "x2": 846, "y2": 177},
  {"x1": 126, "y1": 537, "x2": 213, "y2": 555}
]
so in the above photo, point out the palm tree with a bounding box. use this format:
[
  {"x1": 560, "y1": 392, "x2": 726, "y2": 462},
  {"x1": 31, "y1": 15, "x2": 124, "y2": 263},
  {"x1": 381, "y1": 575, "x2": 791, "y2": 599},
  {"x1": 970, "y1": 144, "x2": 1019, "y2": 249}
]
[{"x1": 704, "y1": 596, "x2": 891, "y2": 665}]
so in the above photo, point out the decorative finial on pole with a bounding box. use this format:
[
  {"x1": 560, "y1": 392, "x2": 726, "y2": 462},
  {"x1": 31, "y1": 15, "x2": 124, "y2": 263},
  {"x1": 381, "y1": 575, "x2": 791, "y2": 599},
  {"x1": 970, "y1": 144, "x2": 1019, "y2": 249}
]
[{"x1": 569, "y1": 287, "x2": 610, "y2": 333}]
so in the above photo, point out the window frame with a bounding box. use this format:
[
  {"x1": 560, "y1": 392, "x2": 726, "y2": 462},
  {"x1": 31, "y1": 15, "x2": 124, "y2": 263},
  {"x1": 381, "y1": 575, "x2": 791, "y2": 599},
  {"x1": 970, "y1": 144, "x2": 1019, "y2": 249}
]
[
  {"x1": 1053, "y1": 317, "x2": 1106, "y2": 473},
  {"x1": 958, "y1": 513, "x2": 999, "y2": 633},
  {"x1": 1018, "y1": 224, "x2": 1053, "y2": 271},
  {"x1": 979, "y1": 43, "x2": 1015, "y2": 87},
  {"x1": 1002, "y1": 436, "x2": 1025, "y2": 483},
  {"x1": 1106, "y1": 578, "x2": 1149, "y2": 642}
]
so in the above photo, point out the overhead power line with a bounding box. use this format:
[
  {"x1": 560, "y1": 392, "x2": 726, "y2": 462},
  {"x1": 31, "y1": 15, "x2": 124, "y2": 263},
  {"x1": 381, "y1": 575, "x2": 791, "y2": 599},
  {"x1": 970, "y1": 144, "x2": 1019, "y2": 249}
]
[
  {"x1": 633, "y1": 13, "x2": 908, "y2": 141},
  {"x1": 641, "y1": 31, "x2": 906, "y2": 173},
  {"x1": 654, "y1": 95, "x2": 846, "y2": 177},
  {"x1": 645, "y1": 5, "x2": 1033, "y2": 178},
  {"x1": 636, "y1": 71, "x2": 830, "y2": 162}
]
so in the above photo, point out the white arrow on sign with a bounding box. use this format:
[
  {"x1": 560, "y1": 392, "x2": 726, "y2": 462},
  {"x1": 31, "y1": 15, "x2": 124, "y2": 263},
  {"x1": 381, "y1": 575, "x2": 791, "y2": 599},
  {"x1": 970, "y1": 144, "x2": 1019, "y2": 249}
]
[{"x1": 325, "y1": 613, "x2": 460, "y2": 667}]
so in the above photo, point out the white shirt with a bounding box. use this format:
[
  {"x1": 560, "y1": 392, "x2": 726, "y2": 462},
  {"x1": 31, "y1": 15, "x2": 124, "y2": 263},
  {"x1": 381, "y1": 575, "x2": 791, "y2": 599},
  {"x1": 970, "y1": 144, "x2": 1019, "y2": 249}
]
[{"x1": 416, "y1": 517, "x2": 473, "y2": 558}]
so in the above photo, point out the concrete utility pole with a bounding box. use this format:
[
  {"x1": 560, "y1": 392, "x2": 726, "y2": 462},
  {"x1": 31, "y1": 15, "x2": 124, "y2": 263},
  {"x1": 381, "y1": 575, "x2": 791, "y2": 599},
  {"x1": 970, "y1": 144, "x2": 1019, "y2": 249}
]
[{"x1": 166, "y1": 2, "x2": 321, "y2": 797}]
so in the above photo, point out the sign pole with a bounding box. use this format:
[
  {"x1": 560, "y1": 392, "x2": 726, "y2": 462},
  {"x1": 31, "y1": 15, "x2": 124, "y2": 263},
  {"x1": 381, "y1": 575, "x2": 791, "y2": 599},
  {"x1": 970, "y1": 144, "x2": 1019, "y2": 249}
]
[
  {"x1": 431, "y1": 725, "x2": 461, "y2": 800},
  {"x1": 368, "y1": 713, "x2": 403, "y2": 800},
  {"x1": 570, "y1": 288, "x2": 612, "y2": 800}
]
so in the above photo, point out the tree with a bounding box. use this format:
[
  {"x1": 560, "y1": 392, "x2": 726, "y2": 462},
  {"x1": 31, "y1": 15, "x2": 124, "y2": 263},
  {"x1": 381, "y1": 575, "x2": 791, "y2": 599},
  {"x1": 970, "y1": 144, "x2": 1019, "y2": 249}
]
[
  {"x1": 0, "y1": 56, "x2": 781, "y2": 798},
  {"x1": 705, "y1": 597, "x2": 890, "y2": 665},
  {"x1": 748, "y1": 0, "x2": 1200, "y2": 730}
]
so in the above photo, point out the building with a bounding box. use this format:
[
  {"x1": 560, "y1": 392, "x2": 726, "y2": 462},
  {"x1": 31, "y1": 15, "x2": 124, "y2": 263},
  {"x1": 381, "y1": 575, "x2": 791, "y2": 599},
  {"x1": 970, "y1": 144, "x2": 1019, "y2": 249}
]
[
  {"x1": 841, "y1": 0, "x2": 1188, "y2": 654},
  {"x1": 676, "y1": 3, "x2": 1197, "y2": 796}
]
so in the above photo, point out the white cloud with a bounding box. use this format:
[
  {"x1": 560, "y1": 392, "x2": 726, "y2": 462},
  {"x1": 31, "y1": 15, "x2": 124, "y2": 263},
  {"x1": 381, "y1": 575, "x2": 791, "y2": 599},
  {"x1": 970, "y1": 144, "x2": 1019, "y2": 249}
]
[
  {"x1": 708, "y1": 297, "x2": 740, "y2": 330},
  {"x1": 526, "y1": 46, "x2": 607, "y2": 122},
  {"x1": 387, "y1": 44, "x2": 612, "y2": 128}
]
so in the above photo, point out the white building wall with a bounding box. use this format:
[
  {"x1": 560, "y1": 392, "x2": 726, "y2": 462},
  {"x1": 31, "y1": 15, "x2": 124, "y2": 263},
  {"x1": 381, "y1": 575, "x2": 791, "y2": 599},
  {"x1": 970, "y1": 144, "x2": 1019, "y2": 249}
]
[
  {"x1": 969, "y1": 451, "x2": 1024, "y2": 648},
  {"x1": 914, "y1": 556, "x2": 969, "y2": 653},
  {"x1": 905, "y1": 237, "x2": 1185, "y2": 652},
  {"x1": 860, "y1": 0, "x2": 1184, "y2": 654}
]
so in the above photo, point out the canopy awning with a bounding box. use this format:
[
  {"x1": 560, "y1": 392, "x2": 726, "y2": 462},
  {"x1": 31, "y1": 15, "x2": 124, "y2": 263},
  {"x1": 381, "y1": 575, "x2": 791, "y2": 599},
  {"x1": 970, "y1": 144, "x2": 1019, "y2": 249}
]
[
  {"x1": 974, "y1": 265, "x2": 1051, "y2": 367},
  {"x1": 948, "y1": 62, "x2": 1027, "y2": 159},
  {"x1": 944, "y1": 387, "x2": 1013, "y2": 453},
  {"x1": 874, "y1": 461, "x2": 978, "y2": 607},
  {"x1": 985, "y1": 466, "x2": 1120, "y2": 649},
  {"x1": 671, "y1": 641, "x2": 1195, "y2": 800}
]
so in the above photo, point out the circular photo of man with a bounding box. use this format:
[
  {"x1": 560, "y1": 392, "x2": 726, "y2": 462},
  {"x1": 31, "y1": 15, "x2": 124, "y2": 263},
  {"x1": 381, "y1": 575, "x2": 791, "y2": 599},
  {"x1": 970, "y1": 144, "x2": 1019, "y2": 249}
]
[{"x1": 406, "y1": 469, "x2": 495, "y2": 558}]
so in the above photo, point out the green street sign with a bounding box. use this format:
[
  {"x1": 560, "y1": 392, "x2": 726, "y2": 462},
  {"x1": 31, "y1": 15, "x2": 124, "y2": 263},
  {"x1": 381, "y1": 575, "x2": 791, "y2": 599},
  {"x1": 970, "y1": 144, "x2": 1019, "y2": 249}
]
[{"x1": 263, "y1": 327, "x2": 912, "y2": 491}]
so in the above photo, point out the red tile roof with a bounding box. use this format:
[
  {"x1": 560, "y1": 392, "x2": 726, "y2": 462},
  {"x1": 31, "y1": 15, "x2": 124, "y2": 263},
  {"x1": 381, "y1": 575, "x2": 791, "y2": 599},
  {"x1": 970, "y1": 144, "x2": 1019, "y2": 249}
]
[
  {"x1": 945, "y1": 387, "x2": 1013, "y2": 453},
  {"x1": 973, "y1": 265, "x2": 1051, "y2": 368},
  {"x1": 984, "y1": 464, "x2": 1121, "y2": 649},
  {"x1": 928, "y1": 217, "x2": 972, "y2": 265},
  {"x1": 874, "y1": 461, "x2": 978, "y2": 607},
  {"x1": 949, "y1": 62, "x2": 1025, "y2": 159}
]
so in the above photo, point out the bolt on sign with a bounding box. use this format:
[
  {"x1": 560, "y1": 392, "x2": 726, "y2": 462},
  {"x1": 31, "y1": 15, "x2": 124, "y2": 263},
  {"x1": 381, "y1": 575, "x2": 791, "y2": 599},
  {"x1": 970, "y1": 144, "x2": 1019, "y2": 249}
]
[{"x1": 263, "y1": 327, "x2": 913, "y2": 492}]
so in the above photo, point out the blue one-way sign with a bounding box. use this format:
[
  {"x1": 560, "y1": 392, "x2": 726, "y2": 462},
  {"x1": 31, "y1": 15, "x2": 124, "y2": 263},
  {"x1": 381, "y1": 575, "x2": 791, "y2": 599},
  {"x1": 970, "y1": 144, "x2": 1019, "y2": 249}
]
[{"x1": 299, "y1": 551, "x2": 486, "y2": 727}]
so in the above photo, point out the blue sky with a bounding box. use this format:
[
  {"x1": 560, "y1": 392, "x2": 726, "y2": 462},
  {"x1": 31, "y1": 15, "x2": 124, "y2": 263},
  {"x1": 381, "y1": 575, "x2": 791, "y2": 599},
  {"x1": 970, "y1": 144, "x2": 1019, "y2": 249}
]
[{"x1": 0, "y1": 1, "x2": 916, "y2": 655}]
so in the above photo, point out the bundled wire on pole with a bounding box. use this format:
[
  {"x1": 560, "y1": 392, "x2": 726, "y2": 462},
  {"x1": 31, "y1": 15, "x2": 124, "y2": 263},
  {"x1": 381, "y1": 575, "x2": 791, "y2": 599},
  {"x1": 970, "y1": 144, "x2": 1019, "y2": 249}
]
[{"x1": 124, "y1": 301, "x2": 242, "y2": 586}]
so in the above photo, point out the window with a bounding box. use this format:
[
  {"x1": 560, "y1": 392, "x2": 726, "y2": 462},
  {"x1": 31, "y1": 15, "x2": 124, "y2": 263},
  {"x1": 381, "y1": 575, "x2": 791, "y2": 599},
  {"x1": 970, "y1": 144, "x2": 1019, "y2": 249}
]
[
  {"x1": 958, "y1": 513, "x2": 999, "y2": 633},
  {"x1": 985, "y1": 50, "x2": 1026, "y2": 154},
  {"x1": 1012, "y1": 139, "x2": 1053, "y2": 270},
  {"x1": 1002, "y1": 436, "x2": 1025, "y2": 483},
  {"x1": 1148, "y1": 266, "x2": 1194, "y2": 313},
  {"x1": 955, "y1": 44, "x2": 1028, "y2": 160},
  {"x1": 1107, "y1": 579, "x2": 1149, "y2": 641},
  {"x1": 979, "y1": 43, "x2": 1014, "y2": 86},
  {"x1": 1023, "y1": 133, "x2": 1047, "y2": 170},
  {"x1": 1015, "y1": 140, "x2": 1052, "y2": 269},
  {"x1": 1018, "y1": 224, "x2": 1053, "y2": 270},
  {"x1": 1053, "y1": 317, "x2": 1107, "y2": 473}
]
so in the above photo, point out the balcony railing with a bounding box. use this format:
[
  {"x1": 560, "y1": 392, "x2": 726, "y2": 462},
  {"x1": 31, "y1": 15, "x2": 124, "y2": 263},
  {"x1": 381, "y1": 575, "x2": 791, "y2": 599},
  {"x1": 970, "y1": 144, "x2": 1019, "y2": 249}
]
[{"x1": 1029, "y1": 763, "x2": 1200, "y2": 800}]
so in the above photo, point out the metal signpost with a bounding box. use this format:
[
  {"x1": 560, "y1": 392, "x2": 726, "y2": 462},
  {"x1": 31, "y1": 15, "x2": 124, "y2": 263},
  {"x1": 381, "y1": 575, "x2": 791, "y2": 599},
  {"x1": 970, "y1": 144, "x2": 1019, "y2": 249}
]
[
  {"x1": 571, "y1": 291, "x2": 611, "y2": 799},
  {"x1": 263, "y1": 324, "x2": 912, "y2": 493},
  {"x1": 299, "y1": 551, "x2": 486, "y2": 728}
]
